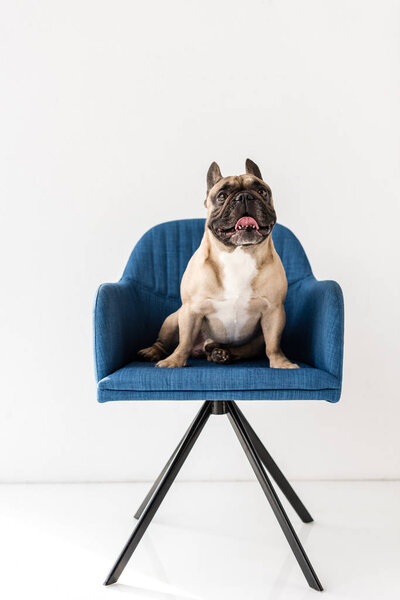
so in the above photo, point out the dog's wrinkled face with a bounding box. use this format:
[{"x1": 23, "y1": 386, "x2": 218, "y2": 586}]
[{"x1": 205, "y1": 159, "x2": 277, "y2": 247}]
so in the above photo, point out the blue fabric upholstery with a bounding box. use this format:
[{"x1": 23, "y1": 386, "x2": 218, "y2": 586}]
[{"x1": 94, "y1": 219, "x2": 344, "y2": 403}]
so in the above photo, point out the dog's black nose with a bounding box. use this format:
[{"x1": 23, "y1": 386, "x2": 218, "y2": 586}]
[
  {"x1": 235, "y1": 191, "x2": 254, "y2": 214},
  {"x1": 235, "y1": 192, "x2": 253, "y2": 203}
]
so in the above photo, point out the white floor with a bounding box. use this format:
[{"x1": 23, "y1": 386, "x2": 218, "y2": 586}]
[{"x1": 0, "y1": 481, "x2": 399, "y2": 599}]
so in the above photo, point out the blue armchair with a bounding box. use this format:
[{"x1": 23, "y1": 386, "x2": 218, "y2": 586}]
[{"x1": 94, "y1": 218, "x2": 344, "y2": 591}]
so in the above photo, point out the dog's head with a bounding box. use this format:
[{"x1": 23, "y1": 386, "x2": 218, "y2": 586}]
[{"x1": 205, "y1": 159, "x2": 276, "y2": 247}]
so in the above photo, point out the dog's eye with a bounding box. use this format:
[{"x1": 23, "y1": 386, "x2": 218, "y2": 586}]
[
  {"x1": 216, "y1": 191, "x2": 227, "y2": 203},
  {"x1": 258, "y1": 188, "x2": 268, "y2": 197}
]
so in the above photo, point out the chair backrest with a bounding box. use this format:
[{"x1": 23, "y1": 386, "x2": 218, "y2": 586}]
[{"x1": 122, "y1": 218, "x2": 313, "y2": 297}]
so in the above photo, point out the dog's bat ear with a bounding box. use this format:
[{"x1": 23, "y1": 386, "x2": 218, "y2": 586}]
[
  {"x1": 245, "y1": 158, "x2": 262, "y2": 180},
  {"x1": 207, "y1": 161, "x2": 222, "y2": 191}
]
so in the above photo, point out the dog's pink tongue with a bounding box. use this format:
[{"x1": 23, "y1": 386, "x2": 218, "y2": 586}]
[{"x1": 235, "y1": 216, "x2": 259, "y2": 231}]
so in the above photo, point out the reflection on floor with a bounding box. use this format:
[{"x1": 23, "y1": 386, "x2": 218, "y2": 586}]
[{"x1": 0, "y1": 481, "x2": 399, "y2": 599}]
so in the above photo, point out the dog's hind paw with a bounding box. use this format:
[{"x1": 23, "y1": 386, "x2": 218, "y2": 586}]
[
  {"x1": 138, "y1": 343, "x2": 166, "y2": 362},
  {"x1": 209, "y1": 347, "x2": 231, "y2": 364}
]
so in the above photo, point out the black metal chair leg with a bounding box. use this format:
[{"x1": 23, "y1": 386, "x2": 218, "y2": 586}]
[
  {"x1": 134, "y1": 411, "x2": 200, "y2": 519},
  {"x1": 134, "y1": 455, "x2": 174, "y2": 519},
  {"x1": 232, "y1": 402, "x2": 313, "y2": 523},
  {"x1": 134, "y1": 405, "x2": 212, "y2": 519},
  {"x1": 104, "y1": 401, "x2": 212, "y2": 586},
  {"x1": 226, "y1": 402, "x2": 323, "y2": 592}
]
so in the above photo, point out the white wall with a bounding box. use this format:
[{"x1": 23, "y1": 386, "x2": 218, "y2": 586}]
[{"x1": 1, "y1": 0, "x2": 399, "y2": 482}]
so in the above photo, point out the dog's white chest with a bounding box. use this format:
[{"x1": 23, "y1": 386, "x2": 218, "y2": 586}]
[{"x1": 209, "y1": 248, "x2": 258, "y2": 344}]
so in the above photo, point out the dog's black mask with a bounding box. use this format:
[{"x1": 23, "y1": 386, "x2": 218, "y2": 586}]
[{"x1": 205, "y1": 159, "x2": 277, "y2": 247}]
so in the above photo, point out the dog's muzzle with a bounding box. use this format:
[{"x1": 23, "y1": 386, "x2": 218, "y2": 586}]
[{"x1": 210, "y1": 191, "x2": 276, "y2": 246}]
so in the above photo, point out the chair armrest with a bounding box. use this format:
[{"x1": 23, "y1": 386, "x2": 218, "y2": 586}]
[
  {"x1": 283, "y1": 277, "x2": 344, "y2": 380},
  {"x1": 93, "y1": 280, "x2": 145, "y2": 381}
]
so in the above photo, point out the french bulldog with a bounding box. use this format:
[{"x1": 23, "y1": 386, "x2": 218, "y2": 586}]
[{"x1": 139, "y1": 159, "x2": 298, "y2": 369}]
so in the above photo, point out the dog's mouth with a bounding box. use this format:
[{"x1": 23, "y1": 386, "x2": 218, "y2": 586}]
[
  {"x1": 235, "y1": 216, "x2": 259, "y2": 231},
  {"x1": 216, "y1": 216, "x2": 273, "y2": 241}
]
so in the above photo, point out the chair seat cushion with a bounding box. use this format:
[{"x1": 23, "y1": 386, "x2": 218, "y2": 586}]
[{"x1": 97, "y1": 359, "x2": 341, "y2": 403}]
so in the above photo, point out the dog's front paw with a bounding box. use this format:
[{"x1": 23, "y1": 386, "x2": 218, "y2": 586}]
[
  {"x1": 156, "y1": 355, "x2": 187, "y2": 368},
  {"x1": 138, "y1": 343, "x2": 166, "y2": 362},
  {"x1": 269, "y1": 353, "x2": 299, "y2": 369}
]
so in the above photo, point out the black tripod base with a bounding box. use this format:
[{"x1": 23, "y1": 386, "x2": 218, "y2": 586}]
[{"x1": 103, "y1": 401, "x2": 323, "y2": 591}]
